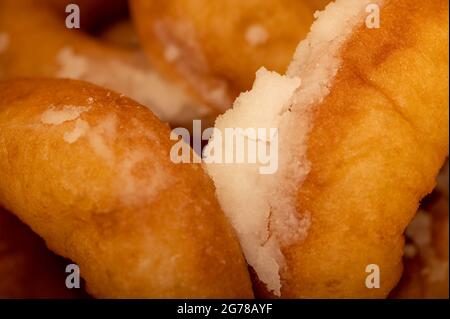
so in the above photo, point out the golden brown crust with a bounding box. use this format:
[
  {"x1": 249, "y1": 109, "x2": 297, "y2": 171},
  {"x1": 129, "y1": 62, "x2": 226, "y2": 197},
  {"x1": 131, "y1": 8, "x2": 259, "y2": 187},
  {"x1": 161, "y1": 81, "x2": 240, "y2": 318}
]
[
  {"x1": 0, "y1": 78, "x2": 253, "y2": 298},
  {"x1": 99, "y1": 19, "x2": 141, "y2": 50},
  {"x1": 0, "y1": 0, "x2": 134, "y2": 79},
  {"x1": 45, "y1": 0, "x2": 128, "y2": 31},
  {"x1": 130, "y1": 0, "x2": 315, "y2": 112},
  {"x1": 0, "y1": 0, "x2": 211, "y2": 125},
  {"x1": 280, "y1": 0, "x2": 449, "y2": 298}
]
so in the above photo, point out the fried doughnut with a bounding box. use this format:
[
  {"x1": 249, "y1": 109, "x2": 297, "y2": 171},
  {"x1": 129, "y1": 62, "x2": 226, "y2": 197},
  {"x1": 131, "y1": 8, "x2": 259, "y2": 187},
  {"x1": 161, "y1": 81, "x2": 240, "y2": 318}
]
[
  {"x1": 130, "y1": 0, "x2": 316, "y2": 113},
  {"x1": 204, "y1": 0, "x2": 449, "y2": 298},
  {"x1": 0, "y1": 78, "x2": 253, "y2": 298},
  {"x1": 0, "y1": 0, "x2": 209, "y2": 124},
  {"x1": 0, "y1": 208, "x2": 84, "y2": 298}
]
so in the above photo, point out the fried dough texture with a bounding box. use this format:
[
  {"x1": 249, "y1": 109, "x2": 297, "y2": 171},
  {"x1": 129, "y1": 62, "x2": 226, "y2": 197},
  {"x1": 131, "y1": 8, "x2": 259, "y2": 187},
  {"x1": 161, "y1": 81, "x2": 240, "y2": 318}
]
[
  {"x1": 285, "y1": 0, "x2": 448, "y2": 298},
  {"x1": 0, "y1": 78, "x2": 253, "y2": 298},
  {"x1": 0, "y1": 0, "x2": 208, "y2": 123},
  {"x1": 205, "y1": 0, "x2": 449, "y2": 298},
  {"x1": 130, "y1": 0, "x2": 316, "y2": 113}
]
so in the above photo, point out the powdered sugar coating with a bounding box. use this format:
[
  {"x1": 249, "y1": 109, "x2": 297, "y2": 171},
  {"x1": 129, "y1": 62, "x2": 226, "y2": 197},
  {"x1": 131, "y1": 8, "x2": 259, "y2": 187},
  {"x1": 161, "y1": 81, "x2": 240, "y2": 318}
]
[{"x1": 205, "y1": 0, "x2": 382, "y2": 295}]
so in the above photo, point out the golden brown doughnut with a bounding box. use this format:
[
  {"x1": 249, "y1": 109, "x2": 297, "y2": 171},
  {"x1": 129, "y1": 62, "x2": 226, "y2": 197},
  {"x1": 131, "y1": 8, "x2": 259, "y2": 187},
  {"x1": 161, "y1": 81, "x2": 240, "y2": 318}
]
[
  {"x1": 205, "y1": 0, "x2": 449, "y2": 298},
  {"x1": 99, "y1": 19, "x2": 141, "y2": 50},
  {"x1": 130, "y1": 0, "x2": 316, "y2": 113},
  {"x1": 0, "y1": 0, "x2": 209, "y2": 124},
  {"x1": 0, "y1": 78, "x2": 253, "y2": 298}
]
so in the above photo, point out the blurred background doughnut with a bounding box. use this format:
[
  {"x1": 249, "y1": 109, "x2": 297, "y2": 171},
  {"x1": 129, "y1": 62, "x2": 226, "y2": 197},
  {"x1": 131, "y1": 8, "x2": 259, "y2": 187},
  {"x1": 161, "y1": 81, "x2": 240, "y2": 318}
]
[
  {"x1": 204, "y1": 0, "x2": 448, "y2": 298},
  {"x1": 0, "y1": 0, "x2": 209, "y2": 125},
  {"x1": 130, "y1": 0, "x2": 317, "y2": 114}
]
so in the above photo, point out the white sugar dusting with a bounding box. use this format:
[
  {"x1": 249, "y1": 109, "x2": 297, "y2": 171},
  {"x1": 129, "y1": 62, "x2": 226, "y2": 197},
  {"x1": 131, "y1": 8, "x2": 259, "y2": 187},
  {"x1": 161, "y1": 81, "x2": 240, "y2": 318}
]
[
  {"x1": 205, "y1": 0, "x2": 381, "y2": 296},
  {"x1": 41, "y1": 105, "x2": 90, "y2": 125},
  {"x1": 56, "y1": 46, "x2": 208, "y2": 123},
  {"x1": 205, "y1": 69, "x2": 304, "y2": 295},
  {"x1": 164, "y1": 44, "x2": 181, "y2": 62},
  {"x1": 153, "y1": 20, "x2": 233, "y2": 111},
  {"x1": 87, "y1": 115, "x2": 117, "y2": 162},
  {"x1": 115, "y1": 148, "x2": 175, "y2": 206},
  {"x1": 64, "y1": 118, "x2": 90, "y2": 144},
  {"x1": 56, "y1": 47, "x2": 88, "y2": 79},
  {"x1": 130, "y1": 118, "x2": 158, "y2": 141},
  {"x1": 207, "y1": 85, "x2": 229, "y2": 109},
  {"x1": 245, "y1": 24, "x2": 269, "y2": 46}
]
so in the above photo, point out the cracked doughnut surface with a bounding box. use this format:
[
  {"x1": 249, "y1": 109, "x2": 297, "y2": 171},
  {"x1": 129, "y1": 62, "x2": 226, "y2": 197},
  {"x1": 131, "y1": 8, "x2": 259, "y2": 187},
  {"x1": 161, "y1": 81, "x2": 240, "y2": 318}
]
[
  {"x1": 0, "y1": 0, "x2": 208, "y2": 124},
  {"x1": 205, "y1": 0, "x2": 448, "y2": 298},
  {"x1": 130, "y1": 0, "x2": 316, "y2": 113}
]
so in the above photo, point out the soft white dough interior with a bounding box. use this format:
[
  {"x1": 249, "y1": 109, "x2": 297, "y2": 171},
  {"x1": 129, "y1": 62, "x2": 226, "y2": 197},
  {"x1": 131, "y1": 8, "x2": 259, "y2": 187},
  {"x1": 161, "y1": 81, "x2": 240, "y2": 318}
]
[{"x1": 204, "y1": 0, "x2": 382, "y2": 296}]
